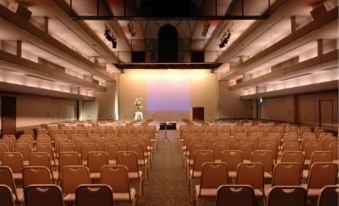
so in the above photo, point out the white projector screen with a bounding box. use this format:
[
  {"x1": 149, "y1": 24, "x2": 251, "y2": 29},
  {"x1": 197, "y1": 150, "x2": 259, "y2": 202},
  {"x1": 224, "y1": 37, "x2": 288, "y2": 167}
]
[{"x1": 146, "y1": 77, "x2": 190, "y2": 111}]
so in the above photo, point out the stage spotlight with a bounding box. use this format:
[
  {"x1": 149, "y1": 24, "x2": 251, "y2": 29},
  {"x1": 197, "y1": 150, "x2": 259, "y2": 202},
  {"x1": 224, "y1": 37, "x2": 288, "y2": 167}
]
[{"x1": 104, "y1": 26, "x2": 117, "y2": 49}]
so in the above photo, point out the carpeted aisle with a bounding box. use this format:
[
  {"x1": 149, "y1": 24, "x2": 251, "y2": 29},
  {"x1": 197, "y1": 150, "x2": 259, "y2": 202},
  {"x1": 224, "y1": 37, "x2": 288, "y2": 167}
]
[{"x1": 142, "y1": 136, "x2": 192, "y2": 206}]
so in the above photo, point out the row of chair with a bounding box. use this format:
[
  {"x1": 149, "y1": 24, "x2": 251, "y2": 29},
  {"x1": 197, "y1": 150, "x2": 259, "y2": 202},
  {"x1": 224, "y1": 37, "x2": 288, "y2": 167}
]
[{"x1": 0, "y1": 164, "x2": 138, "y2": 206}]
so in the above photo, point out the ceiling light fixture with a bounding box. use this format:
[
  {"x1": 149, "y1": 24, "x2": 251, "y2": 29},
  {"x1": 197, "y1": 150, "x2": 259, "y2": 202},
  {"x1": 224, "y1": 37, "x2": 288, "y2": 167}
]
[
  {"x1": 219, "y1": 29, "x2": 231, "y2": 48},
  {"x1": 104, "y1": 25, "x2": 117, "y2": 49}
]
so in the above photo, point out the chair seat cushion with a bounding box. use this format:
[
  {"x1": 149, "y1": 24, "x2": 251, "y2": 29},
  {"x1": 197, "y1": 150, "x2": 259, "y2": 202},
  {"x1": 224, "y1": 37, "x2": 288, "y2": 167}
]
[
  {"x1": 128, "y1": 170, "x2": 143, "y2": 179},
  {"x1": 195, "y1": 185, "x2": 218, "y2": 197},
  {"x1": 113, "y1": 188, "x2": 137, "y2": 201},
  {"x1": 63, "y1": 193, "x2": 75, "y2": 202}
]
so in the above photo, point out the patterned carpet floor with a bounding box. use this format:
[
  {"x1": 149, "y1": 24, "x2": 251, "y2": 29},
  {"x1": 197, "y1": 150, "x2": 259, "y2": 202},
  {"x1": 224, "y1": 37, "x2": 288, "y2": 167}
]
[{"x1": 142, "y1": 137, "x2": 192, "y2": 206}]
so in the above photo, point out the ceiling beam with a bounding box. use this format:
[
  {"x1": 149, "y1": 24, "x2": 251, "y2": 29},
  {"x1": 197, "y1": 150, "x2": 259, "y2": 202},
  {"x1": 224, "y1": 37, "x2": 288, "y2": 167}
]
[
  {"x1": 0, "y1": 4, "x2": 115, "y2": 81},
  {"x1": 219, "y1": 8, "x2": 338, "y2": 80},
  {"x1": 240, "y1": 80, "x2": 338, "y2": 100},
  {"x1": 0, "y1": 81, "x2": 94, "y2": 100},
  {"x1": 229, "y1": 50, "x2": 338, "y2": 90},
  {"x1": 0, "y1": 50, "x2": 106, "y2": 91}
]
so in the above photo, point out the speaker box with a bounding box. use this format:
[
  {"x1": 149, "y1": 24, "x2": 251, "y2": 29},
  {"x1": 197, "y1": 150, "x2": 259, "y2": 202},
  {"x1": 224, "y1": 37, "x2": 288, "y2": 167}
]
[
  {"x1": 191, "y1": 51, "x2": 204, "y2": 62},
  {"x1": 132, "y1": 51, "x2": 145, "y2": 63}
]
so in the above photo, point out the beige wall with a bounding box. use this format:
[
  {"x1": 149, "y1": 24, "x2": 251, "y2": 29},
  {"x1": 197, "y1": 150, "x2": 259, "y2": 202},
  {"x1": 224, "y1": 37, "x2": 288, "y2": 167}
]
[
  {"x1": 260, "y1": 95, "x2": 295, "y2": 122},
  {"x1": 297, "y1": 91, "x2": 338, "y2": 129},
  {"x1": 218, "y1": 80, "x2": 252, "y2": 119},
  {"x1": 118, "y1": 69, "x2": 218, "y2": 121},
  {"x1": 0, "y1": 94, "x2": 77, "y2": 131},
  {"x1": 81, "y1": 82, "x2": 116, "y2": 120},
  {"x1": 259, "y1": 90, "x2": 338, "y2": 130}
]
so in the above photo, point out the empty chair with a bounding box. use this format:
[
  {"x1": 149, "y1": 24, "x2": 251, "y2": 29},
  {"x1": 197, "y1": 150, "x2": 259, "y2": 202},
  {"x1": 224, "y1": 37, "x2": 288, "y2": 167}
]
[
  {"x1": 321, "y1": 137, "x2": 337, "y2": 150},
  {"x1": 35, "y1": 143, "x2": 55, "y2": 165},
  {"x1": 81, "y1": 143, "x2": 97, "y2": 164},
  {"x1": 104, "y1": 143, "x2": 119, "y2": 165},
  {"x1": 267, "y1": 186, "x2": 307, "y2": 206},
  {"x1": 271, "y1": 162, "x2": 302, "y2": 186},
  {"x1": 87, "y1": 151, "x2": 109, "y2": 179},
  {"x1": 75, "y1": 184, "x2": 114, "y2": 206},
  {"x1": 281, "y1": 142, "x2": 300, "y2": 152},
  {"x1": 116, "y1": 151, "x2": 143, "y2": 196},
  {"x1": 307, "y1": 162, "x2": 338, "y2": 197},
  {"x1": 23, "y1": 166, "x2": 52, "y2": 187},
  {"x1": 0, "y1": 143, "x2": 10, "y2": 162},
  {"x1": 304, "y1": 142, "x2": 323, "y2": 165},
  {"x1": 265, "y1": 162, "x2": 302, "y2": 196},
  {"x1": 1, "y1": 152, "x2": 24, "y2": 181},
  {"x1": 280, "y1": 151, "x2": 304, "y2": 167},
  {"x1": 61, "y1": 165, "x2": 91, "y2": 202},
  {"x1": 57, "y1": 143, "x2": 75, "y2": 155},
  {"x1": 258, "y1": 142, "x2": 277, "y2": 160},
  {"x1": 14, "y1": 143, "x2": 32, "y2": 165},
  {"x1": 212, "y1": 142, "x2": 230, "y2": 162},
  {"x1": 0, "y1": 166, "x2": 24, "y2": 204},
  {"x1": 24, "y1": 184, "x2": 64, "y2": 206},
  {"x1": 100, "y1": 165, "x2": 137, "y2": 205},
  {"x1": 128, "y1": 142, "x2": 149, "y2": 180},
  {"x1": 0, "y1": 184, "x2": 15, "y2": 206},
  {"x1": 221, "y1": 150, "x2": 243, "y2": 179},
  {"x1": 58, "y1": 152, "x2": 81, "y2": 179},
  {"x1": 283, "y1": 132, "x2": 298, "y2": 142},
  {"x1": 236, "y1": 142, "x2": 254, "y2": 160},
  {"x1": 216, "y1": 185, "x2": 255, "y2": 206},
  {"x1": 236, "y1": 162, "x2": 264, "y2": 197},
  {"x1": 250, "y1": 150, "x2": 274, "y2": 178},
  {"x1": 317, "y1": 185, "x2": 339, "y2": 206},
  {"x1": 29, "y1": 152, "x2": 53, "y2": 172},
  {"x1": 194, "y1": 162, "x2": 228, "y2": 206},
  {"x1": 309, "y1": 151, "x2": 332, "y2": 165}
]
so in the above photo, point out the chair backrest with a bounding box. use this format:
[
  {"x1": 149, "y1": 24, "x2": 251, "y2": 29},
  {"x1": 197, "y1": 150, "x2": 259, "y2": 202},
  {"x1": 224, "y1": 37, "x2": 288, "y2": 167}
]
[
  {"x1": 280, "y1": 151, "x2": 304, "y2": 167},
  {"x1": 199, "y1": 162, "x2": 228, "y2": 190},
  {"x1": 116, "y1": 151, "x2": 139, "y2": 173},
  {"x1": 272, "y1": 162, "x2": 301, "y2": 186},
  {"x1": 58, "y1": 143, "x2": 75, "y2": 154},
  {"x1": 104, "y1": 143, "x2": 119, "y2": 160},
  {"x1": 192, "y1": 150, "x2": 214, "y2": 171},
  {"x1": 304, "y1": 142, "x2": 323, "y2": 159},
  {"x1": 75, "y1": 184, "x2": 113, "y2": 206},
  {"x1": 0, "y1": 166, "x2": 17, "y2": 200},
  {"x1": 188, "y1": 142, "x2": 206, "y2": 159},
  {"x1": 250, "y1": 150, "x2": 273, "y2": 173},
  {"x1": 87, "y1": 151, "x2": 109, "y2": 173},
  {"x1": 35, "y1": 143, "x2": 54, "y2": 160},
  {"x1": 284, "y1": 132, "x2": 298, "y2": 142},
  {"x1": 81, "y1": 143, "x2": 97, "y2": 161},
  {"x1": 127, "y1": 142, "x2": 146, "y2": 160},
  {"x1": 236, "y1": 163, "x2": 264, "y2": 190},
  {"x1": 236, "y1": 142, "x2": 254, "y2": 160},
  {"x1": 281, "y1": 142, "x2": 300, "y2": 152},
  {"x1": 0, "y1": 143, "x2": 9, "y2": 158},
  {"x1": 24, "y1": 184, "x2": 64, "y2": 206},
  {"x1": 0, "y1": 184, "x2": 15, "y2": 206},
  {"x1": 23, "y1": 166, "x2": 52, "y2": 187},
  {"x1": 1, "y1": 152, "x2": 24, "y2": 173},
  {"x1": 29, "y1": 152, "x2": 52, "y2": 170},
  {"x1": 221, "y1": 150, "x2": 243, "y2": 171},
  {"x1": 321, "y1": 137, "x2": 336, "y2": 150},
  {"x1": 317, "y1": 185, "x2": 339, "y2": 206},
  {"x1": 61, "y1": 165, "x2": 91, "y2": 194},
  {"x1": 216, "y1": 185, "x2": 255, "y2": 206},
  {"x1": 310, "y1": 151, "x2": 332, "y2": 165},
  {"x1": 59, "y1": 152, "x2": 81, "y2": 172},
  {"x1": 212, "y1": 142, "x2": 230, "y2": 160},
  {"x1": 307, "y1": 162, "x2": 338, "y2": 189},
  {"x1": 100, "y1": 165, "x2": 130, "y2": 193},
  {"x1": 14, "y1": 143, "x2": 32, "y2": 161},
  {"x1": 267, "y1": 186, "x2": 307, "y2": 206},
  {"x1": 329, "y1": 142, "x2": 338, "y2": 160},
  {"x1": 258, "y1": 142, "x2": 277, "y2": 159}
]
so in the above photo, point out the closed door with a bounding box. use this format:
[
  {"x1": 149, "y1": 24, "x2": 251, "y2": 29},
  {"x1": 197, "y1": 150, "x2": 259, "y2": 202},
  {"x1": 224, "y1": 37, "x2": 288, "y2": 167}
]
[
  {"x1": 319, "y1": 100, "x2": 333, "y2": 129},
  {"x1": 192, "y1": 107, "x2": 204, "y2": 121},
  {"x1": 1, "y1": 96, "x2": 16, "y2": 135}
]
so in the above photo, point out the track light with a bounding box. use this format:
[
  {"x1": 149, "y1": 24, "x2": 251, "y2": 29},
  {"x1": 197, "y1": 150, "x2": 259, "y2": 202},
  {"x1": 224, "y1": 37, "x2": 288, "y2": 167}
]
[
  {"x1": 104, "y1": 26, "x2": 117, "y2": 49},
  {"x1": 218, "y1": 30, "x2": 231, "y2": 48}
]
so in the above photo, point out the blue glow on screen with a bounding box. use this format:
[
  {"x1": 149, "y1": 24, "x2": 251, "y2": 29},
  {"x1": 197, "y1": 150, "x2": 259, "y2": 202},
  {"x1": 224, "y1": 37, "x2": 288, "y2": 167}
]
[{"x1": 146, "y1": 78, "x2": 191, "y2": 111}]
